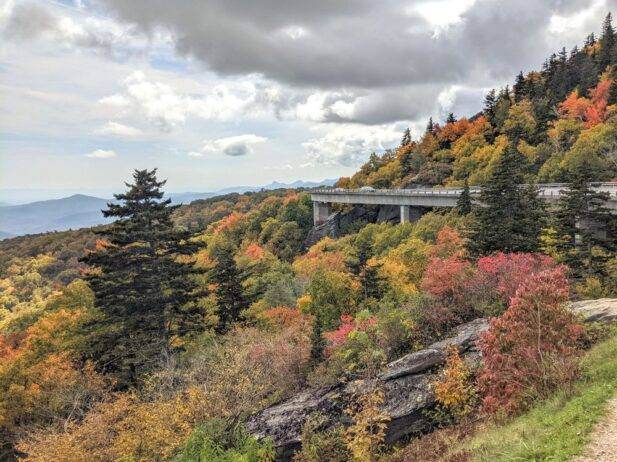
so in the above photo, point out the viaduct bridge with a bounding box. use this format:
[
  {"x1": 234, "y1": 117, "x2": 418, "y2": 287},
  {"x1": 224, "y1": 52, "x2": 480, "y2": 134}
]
[{"x1": 311, "y1": 183, "x2": 617, "y2": 226}]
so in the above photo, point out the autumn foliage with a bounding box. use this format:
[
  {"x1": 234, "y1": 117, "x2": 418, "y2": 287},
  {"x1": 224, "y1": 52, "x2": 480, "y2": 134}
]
[
  {"x1": 558, "y1": 72, "x2": 614, "y2": 128},
  {"x1": 477, "y1": 266, "x2": 583, "y2": 415}
]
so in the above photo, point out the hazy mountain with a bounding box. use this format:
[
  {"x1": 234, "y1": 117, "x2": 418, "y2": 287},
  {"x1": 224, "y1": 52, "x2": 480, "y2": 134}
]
[
  {"x1": 0, "y1": 179, "x2": 338, "y2": 236},
  {"x1": 163, "y1": 179, "x2": 337, "y2": 204},
  {"x1": 0, "y1": 194, "x2": 113, "y2": 236},
  {"x1": 214, "y1": 178, "x2": 338, "y2": 195},
  {"x1": 0, "y1": 231, "x2": 14, "y2": 240}
]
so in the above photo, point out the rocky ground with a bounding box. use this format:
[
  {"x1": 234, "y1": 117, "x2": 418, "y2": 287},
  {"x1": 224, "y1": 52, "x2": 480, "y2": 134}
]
[{"x1": 247, "y1": 299, "x2": 617, "y2": 460}]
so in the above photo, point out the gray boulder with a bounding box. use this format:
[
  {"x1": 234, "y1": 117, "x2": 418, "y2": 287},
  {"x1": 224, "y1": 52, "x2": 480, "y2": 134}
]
[
  {"x1": 571, "y1": 298, "x2": 617, "y2": 324},
  {"x1": 246, "y1": 319, "x2": 488, "y2": 459}
]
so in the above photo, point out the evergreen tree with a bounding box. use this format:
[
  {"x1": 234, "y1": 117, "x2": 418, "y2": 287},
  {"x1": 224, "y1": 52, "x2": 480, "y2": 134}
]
[
  {"x1": 426, "y1": 117, "x2": 435, "y2": 133},
  {"x1": 469, "y1": 145, "x2": 543, "y2": 255},
  {"x1": 347, "y1": 232, "x2": 373, "y2": 275},
  {"x1": 483, "y1": 89, "x2": 497, "y2": 125},
  {"x1": 446, "y1": 112, "x2": 457, "y2": 124},
  {"x1": 210, "y1": 242, "x2": 247, "y2": 333},
  {"x1": 401, "y1": 127, "x2": 412, "y2": 146},
  {"x1": 456, "y1": 179, "x2": 472, "y2": 215},
  {"x1": 554, "y1": 162, "x2": 616, "y2": 279},
  {"x1": 81, "y1": 169, "x2": 204, "y2": 386},
  {"x1": 309, "y1": 311, "x2": 326, "y2": 364},
  {"x1": 360, "y1": 263, "x2": 386, "y2": 300},
  {"x1": 513, "y1": 71, "x2": 526, "y2": 102},
  {"x1": 599, "y1": 13, "x2": 615, "y2": 70}
]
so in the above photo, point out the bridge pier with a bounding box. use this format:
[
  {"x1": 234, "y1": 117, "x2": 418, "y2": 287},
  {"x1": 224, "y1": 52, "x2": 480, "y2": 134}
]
[
  {"x1": 313, "y1": 201, "x2": 331, "y2": 226},
  {"x1": 400, "y1": 205, "x2": 423, "y2": 224}
]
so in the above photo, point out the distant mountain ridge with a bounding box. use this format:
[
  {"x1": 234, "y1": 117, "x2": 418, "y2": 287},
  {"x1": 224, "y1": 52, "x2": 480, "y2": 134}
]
[
  {"x1": 0, "y1": 178, "x2": 338, "y2": 238},
  {"x1": 0, "y1": 194, "x2": 113, "y2": 236}
]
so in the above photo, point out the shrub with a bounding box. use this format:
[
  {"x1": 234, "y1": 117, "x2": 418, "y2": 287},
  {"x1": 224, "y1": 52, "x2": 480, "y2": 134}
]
[
  {"x1": 293, "y1": 414, "x2": 350, "y2": 462},
  {"x1": 375, "y1": 308, "x2": 422, "y2": 361},
  {"x1": 173, "y1": 419, "x2": 274, "y2": 462},
  {"x1": 432, "y1": 346, "x2": 477, "y2": 424},
  {"x1": 477, "y1": 266, "x2": 583, "y2": 415},
  {"x1": 476, "y1": 252, "x2": 558, "y2": 306},
  {"x1": 344, "y1": 386, "x2": 390, "y2": 461}
]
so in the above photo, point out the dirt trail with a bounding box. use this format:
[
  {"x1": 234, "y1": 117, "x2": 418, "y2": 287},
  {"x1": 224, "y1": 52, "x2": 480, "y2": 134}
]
[{"x1": 573, "y1": 397, "x2": 617, "y2": 461}]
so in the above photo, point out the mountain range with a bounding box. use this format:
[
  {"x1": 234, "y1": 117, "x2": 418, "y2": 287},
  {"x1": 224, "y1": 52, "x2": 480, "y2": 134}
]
[{"x1": 0, "y1": 179, "x2": 337, "y2": 238}]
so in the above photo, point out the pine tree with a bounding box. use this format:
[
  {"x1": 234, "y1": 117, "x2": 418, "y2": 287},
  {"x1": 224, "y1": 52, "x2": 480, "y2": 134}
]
[
  {"x1": 513, "y1": 71, "x2": 526, "y2": 102},
  {"x1": 81, "y1": 169, "x2": 204, "y2": 386},
  {"x1": 554, "y1": 162, "x2": 616, "y2": 279},
  {"x1": 401, "y1": 127, "x2": 412, "y2": 146},
  {"x1": 599, "y1": 13, "x2": 615, "y2": 70},
  {"x1": 210, "y1": 242, "x2": 247, "y2": 333},
  {"x1": 456, "y1": 180, "x2": 472, "y2": 215},
  {"x1": 347, "y1": 233, "x2": 373, "y2": 275},
  {"x1": 483, "y1": 89, "x2": 497, "y2": 124},
  {"x1": 360, "y1": 263, "x2": 386, "y2": 300},
  {"x1": 309, "y1": 311, "x2": 326, "y2": 364},
  {"x1": 446, "y1": 112, "x2": 457, "y2": 124},
  {"x1": 426, "y1": 117, "x2": 435, "y2": 133},
  {"x1": 469, "y1": 145, "x2": 543, "y2": 255}
]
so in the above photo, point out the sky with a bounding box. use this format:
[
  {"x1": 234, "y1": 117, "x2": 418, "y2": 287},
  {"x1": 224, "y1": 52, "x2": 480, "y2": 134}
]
[{"x1": 1, "y1": 0, "x2": 616, "y2": 194}]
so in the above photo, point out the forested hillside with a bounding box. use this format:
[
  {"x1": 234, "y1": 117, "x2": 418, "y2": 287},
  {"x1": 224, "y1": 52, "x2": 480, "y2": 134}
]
[
  {"x1": 1, "y1": 14, "x2": 617, "y2": 462},
  {"x1": 339, "y1": 15, "x2": 617, "y2": 190}
]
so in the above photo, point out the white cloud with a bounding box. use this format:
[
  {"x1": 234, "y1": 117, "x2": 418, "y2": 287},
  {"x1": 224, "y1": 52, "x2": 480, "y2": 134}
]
[
  {"x1": 85, "y1": 149, "x2": 117, "y2": 158},
  {"x1": 95, "y1": 121, "x2": 143, "y2": 137},
  {"x1": 187, "y1": 151, "x2": 203, "y2": 157},
  {"x1": 202, "y1": 134, "x2": 267, "y2": 156},
  {"x1": 302, "y1": 124, "x2": 401, "y2": 167},
  {"x1": 99, "y1": 71, "x2": 278, "y2": 132},
  {"x1": 265, "y1": 163, "x2": 294, "y2": 170}
]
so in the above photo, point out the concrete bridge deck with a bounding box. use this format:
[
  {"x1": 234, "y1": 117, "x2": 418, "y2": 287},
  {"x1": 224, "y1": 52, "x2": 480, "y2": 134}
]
[{"x1": 310, "y1": 183, "x2": 617, "y2": 225}]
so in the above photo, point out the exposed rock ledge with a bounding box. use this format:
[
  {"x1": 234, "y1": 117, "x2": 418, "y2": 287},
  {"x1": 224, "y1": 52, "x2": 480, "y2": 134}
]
[
  {"x1": 247, "y1": 299, "x2": 617, "y2": 460},
  {"x1": 246, "y1": 319, "x2": 488, "y2": 459},
  {"x1": 571, "y1": 298, "x2": 617, "y2": 324}
]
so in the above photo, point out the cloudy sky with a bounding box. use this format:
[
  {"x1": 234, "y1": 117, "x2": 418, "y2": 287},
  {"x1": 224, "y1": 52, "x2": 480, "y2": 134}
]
[{"x1": 1, "y1": 0, "x2": 615, "y2": 193}]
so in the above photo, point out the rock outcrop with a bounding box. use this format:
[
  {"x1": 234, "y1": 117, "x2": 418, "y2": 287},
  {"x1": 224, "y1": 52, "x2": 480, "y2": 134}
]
[
  {"x1": 247, "y1": 299, "x2": 617, "y2": 459},
  {"x1": 571, "y1": 298, "x2": 617, "y2": 324},
  {"x1": 304, "y1": 204, "x2": 402, "y2": 248},
  {"x1": 246, "y1": 318, "x2": 489, "y2": 459}
]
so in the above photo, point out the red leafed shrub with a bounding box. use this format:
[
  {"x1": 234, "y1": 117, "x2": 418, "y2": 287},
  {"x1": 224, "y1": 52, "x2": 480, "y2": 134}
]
[
  {"x1": 324, "y1": 314, "x2": 377, "y2": 355},
  {"x1": 477, "y1": 265, "x2": 583, "y2": 415},
  {"x1": 421, "y1": 256, "x2": 473, "y2": 301},
  {"x1": 476, "y1": 252, "x2": 558, "y2": 305}
]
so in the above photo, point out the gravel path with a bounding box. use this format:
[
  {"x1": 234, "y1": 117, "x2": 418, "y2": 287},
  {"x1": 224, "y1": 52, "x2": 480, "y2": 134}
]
[{"x1": 573, "y1": 397, "x2": 617, "y2": 461}]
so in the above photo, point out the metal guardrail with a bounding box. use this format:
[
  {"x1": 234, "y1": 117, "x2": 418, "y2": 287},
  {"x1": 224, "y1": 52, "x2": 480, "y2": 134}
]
[{"x1": 312, "y1": 183, "x2": 617, "y2": 199}]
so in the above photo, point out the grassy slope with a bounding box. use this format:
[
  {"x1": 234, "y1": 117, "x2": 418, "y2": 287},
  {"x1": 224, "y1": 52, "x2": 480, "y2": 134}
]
[{"x1": 465, "y1": 327, "x2": 617, "y2": 461}]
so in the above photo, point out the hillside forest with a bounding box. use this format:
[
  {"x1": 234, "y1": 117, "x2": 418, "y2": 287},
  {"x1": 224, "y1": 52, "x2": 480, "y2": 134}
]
[{"x1": 1, "y1": 13, "x2": 617, "y2": 462}]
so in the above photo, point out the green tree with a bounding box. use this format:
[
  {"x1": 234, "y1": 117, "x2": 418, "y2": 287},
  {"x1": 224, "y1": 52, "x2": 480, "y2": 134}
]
[
  {"x1": 359, "y1": 263, "x2": 386, "y2": 300},
  {"x1": 210, "y1": 241, "x2": 248, "y2": 333},
  {"x1": 598, "y1": 13, "x2": 615, "y2": 69},
  {"x1": 469, "y1": 145, "x2": 544, "y2": 255},
  {"x1": 81, "y1": 169, "x2": 203, "y2": 386},
  {"x1": 347, "y1": 232, "x2": 374, "y2": 275},
  {"x1": 554, "y1": 162, "x2": 616, "y2": 279},
  {"x1": 401, "y1": 127, "x2": 412, "y2": 147},
  {"x1": 310, "y1": 311, "x2": 326, "y2": 365},
  {"x1": 456, "y1": 180, "x2": 472, "y2": 215}
]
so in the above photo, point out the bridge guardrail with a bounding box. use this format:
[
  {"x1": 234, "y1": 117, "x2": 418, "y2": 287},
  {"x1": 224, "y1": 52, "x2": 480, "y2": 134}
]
[{"x1": 312, "y1": 183, "x2": 617, "y2": 199}]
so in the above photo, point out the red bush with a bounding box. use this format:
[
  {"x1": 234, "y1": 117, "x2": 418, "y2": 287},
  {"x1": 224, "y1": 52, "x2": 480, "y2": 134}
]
[
  {"x1": 324, "y1": 314, "x2": 377, "y2": 355},
  {"x1": 477, "y1": 265, "x2": 583, "y2": 415},
  {"x1": 476, "y1": 252, "x2": 558, "y2": 305}
]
